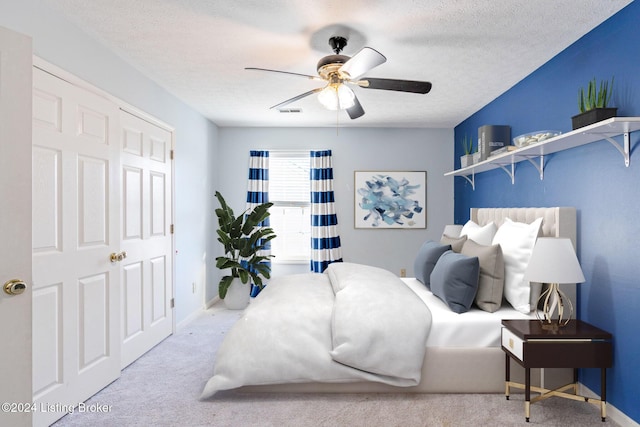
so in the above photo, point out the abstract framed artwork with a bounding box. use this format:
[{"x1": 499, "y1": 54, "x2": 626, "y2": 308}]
[{"x1": 354, "y1": 171, "x2": 427, "y2": 229}]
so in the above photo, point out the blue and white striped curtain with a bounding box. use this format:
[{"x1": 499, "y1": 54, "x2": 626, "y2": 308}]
[
  {"x1": 310, "y1": 150, "x2": 343, "y2": 273},
  {"x1": 246, "y1": 150, "x2": 270, "y2": 297}
]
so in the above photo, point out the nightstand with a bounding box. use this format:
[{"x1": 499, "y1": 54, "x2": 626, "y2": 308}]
[{"x1": 501, "y1": 319, "x2": 612, "y2": 422}]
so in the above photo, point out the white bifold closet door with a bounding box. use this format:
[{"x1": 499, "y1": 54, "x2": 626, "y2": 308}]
[
  {"x1": 31, "y1": 66, "x2": 174, "y2": 427},
  {"x1": 119, "y1": 110, "x2": 173, "y2": 368},
  {"x1": 32, "y1": 67, "x2": 121, "y2": 427}
]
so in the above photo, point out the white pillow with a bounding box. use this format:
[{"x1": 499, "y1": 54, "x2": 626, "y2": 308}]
[
  {"x1": 442, "y1": 224, "x2": 464, "y2": 238},
  {"x1": 492, "y1": 217, "x2": 543, "y2": 313},
  {"x1": 460, "y1": 220, "x2": 497, "y2": 246}
]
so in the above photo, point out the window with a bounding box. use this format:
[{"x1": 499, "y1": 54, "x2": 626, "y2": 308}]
[{"x1": 268, "y1": 152, "x2": 310, "y2": 263}]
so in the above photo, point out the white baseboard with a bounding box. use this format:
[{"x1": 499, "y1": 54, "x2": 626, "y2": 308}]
[
  {"x1": 579, "y1": 383, "x2": 639, "y2": 427},
  {"x1": 175, "y1": 297, "x2": 224, "y2": 332},
  {"x1": 206, "y1": 296, "x2": 221, "y2": 309},
  {"x1": 176, "y1": 307, "x2": 206, "y2": 332}
]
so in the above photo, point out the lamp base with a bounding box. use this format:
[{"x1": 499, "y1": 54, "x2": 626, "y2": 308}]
[
  {"x1": 535, "y1": 283, "x2": 573, "y2": 329},
  {"x1": 540, "y1": 323, "x2": 560, "y2": 332}
]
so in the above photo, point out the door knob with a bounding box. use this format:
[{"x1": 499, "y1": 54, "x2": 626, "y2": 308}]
[
  {"x1": 3, "y1": 279, "x2": 27, "y2": 295},
  {"x1": 109, "y1": 251, "x2": 128, "y2": 263}
]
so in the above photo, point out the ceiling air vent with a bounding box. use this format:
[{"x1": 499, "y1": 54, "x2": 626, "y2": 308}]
[{"x1": 277, "y1": 108, "x2": 302, "y2": 113}]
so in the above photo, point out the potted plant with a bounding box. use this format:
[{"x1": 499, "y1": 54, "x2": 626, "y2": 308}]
[
  {"x1": 459, "y1": 134, "x2": 474, "y2": 168},
  {"x1": 572, "y1": 77, "x2": 616, "y2": 130},
  {"x1": 214, "y1": 191, "x2": 276, "y2": 309}
]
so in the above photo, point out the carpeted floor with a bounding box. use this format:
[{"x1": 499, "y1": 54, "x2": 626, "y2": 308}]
[{"x1": 53, "y1": 304, "x2": 619, "y2": 427}]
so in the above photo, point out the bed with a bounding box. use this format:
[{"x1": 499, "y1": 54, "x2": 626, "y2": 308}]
[{"x1": 201, "y1": 207, "x2": 577, "y2": 398}]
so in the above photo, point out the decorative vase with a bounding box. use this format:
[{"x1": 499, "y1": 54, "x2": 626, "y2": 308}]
[
  {"x1": 571, "y1": 108, "x2": 617, "y2": 130},
  {"x1": 460, "y1": 154, "x2": 473, "y2": 168},
  {"x1": 223, "y1": 278, "x2": 250, "y2": 310}
]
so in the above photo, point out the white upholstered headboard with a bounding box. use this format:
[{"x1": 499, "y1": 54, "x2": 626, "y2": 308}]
[
  {"x1": 469, "y1": 207, "x2": 578, "y2": 307},
  {"x1": 470, "y1": 207, "x2": 577, "y2": 247}
]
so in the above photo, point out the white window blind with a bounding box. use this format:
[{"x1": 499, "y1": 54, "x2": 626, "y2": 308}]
[
  {"x1": 269, "y1": 152, "x2": 310, "y2": 262},
  {"x1": 269, "y1": 153, "x2": 310, "y2": 205}
]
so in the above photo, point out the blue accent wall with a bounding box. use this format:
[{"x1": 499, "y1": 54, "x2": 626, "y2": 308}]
[{"x1": 455, "y1": 2, "x2": 640, "y2": 423}]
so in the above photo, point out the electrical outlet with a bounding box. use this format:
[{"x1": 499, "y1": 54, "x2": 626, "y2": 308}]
[{"x1": 400, "y1": 268, "x2": 406, "y2": 278}]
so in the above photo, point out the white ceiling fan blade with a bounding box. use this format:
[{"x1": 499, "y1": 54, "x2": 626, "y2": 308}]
[
  {"x1": 339, "y1": 47, "x2": 386, "y2": 80},
  {"x1": 346, "y1": 94, "x2": 365, "y2": 119}
]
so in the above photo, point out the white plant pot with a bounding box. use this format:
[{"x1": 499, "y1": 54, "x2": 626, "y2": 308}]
[
  {"x1": 460, "y1": 154, "x2": 473, "y2": 168},
  {"x1": 223, "y1": 278, "x2": 250, "y2": 310}
]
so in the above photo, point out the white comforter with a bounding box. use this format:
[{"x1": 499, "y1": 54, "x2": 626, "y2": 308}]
[{"x1": 201, "y1": 263, "x2": 432, "y2": 398}]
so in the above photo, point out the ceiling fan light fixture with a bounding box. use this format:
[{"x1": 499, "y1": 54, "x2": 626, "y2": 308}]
[
  {"x1": 248, "y1": 35, "x2": 431, "y2": 120},
  {"x1": 317, "y1": 83, "x2": 355, "y2": 110}
]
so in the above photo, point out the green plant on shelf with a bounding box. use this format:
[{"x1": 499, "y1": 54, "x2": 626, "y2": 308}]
[
  {"x1": 461, "y1": 134, "x2": 474, "y2": 155},
  {"x1": 578, "y1": 76, "x2": 614, "y2": 113}
]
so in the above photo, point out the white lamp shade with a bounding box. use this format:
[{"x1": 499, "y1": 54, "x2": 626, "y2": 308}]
[{"x1": 523, "y1": 237, "x2": 586, "y2": 284}]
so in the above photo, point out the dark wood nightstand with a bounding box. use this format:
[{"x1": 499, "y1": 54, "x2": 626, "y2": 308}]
[{"x1": 501, "y1": 319, "x2": 612, "y2": 422}]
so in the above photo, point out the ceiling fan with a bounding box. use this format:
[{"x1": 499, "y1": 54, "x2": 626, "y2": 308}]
[{"x1": 246, "y1": 36, "x2": 432, "y2": 120}]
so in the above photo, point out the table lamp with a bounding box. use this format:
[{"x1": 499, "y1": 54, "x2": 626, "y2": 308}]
[{"x1": 523, "y1": 238, "x2": 586, "y2": 329}]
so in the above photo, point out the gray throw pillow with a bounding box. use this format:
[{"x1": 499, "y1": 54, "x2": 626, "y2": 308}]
[
  {"x1": 461, "y1": 239, "x2": 505, "y2": 313},
  {"x1": 430, "y1": 250, "x2": 480, "y2": 314},
  {"x1": 440, "y1": 234, "x2": 467, "y2": 253},
  {"x1": 413, "y1": 240, "x2": 451, "y2": 288}
]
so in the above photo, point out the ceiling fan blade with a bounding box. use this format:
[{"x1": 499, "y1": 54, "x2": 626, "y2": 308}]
[
  {"x1": 360, "y1": 78, "x2": 432, "y2": 94},
  {"x1": 269, "y1": 88, "x2": 323, "y2": 110},
  {"x1": 245, "y1": 67, "x2": 322, "y2": 81},
  {"x1": 346, "y1": 95, "x2": 365, "y2": 120},
  {"x1": 339, "y1": 47, "x2": 386, "y2": 80}
]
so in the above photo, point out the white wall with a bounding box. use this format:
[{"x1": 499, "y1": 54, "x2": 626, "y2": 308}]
[
  {"x1": 215, "y1": 127, "x2": 454, "y2": 299},
  {"x1": 0, "y1": 1, "x2": 219, "y2": 324}
]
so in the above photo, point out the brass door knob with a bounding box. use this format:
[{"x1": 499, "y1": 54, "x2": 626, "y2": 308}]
[
  {"x1": 3, "y1": 279, "x2": 27, "y2": 295},
  {"x1": 109, "y1": 251, "x2": 128, "y2": 263}
]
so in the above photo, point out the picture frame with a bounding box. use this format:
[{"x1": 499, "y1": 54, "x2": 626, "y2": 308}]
[{"x1": 354, "y1": 171, "x2": 427, "y2": 229}]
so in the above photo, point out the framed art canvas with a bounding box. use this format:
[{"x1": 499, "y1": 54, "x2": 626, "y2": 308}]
[{"x1": 354, "y1": 171, "x2": 427, "y2": 229}]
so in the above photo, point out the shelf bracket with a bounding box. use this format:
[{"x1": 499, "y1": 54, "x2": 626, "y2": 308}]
[
  {"x1": 460, "y1": 170, "x2": 475, "y2": 190},
  {"x1": 603, "y1": 132, "x2": 630, "y2": 167},
  {"x1": 524, "y1": 155, "x2": 545, "y2": 180},
  {"x1": 497, "y1": 162, "x2": 515, "y2": 184}
]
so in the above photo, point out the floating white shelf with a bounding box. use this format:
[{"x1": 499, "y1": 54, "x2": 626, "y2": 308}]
[{"x1": 445, "y1": 117, "x2": 640, "y2": 190}]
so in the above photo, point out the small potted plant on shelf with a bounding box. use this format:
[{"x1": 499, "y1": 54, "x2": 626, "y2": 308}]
[
  {"x1": 214, "y1": 191, "x2": 276, "y2": 309},
  {"x1": 572, "y1": 76, "x2": 616, "y2": 130},
  {"x1": 459, "y1": 134, "x2": 474, "y2": 168}
]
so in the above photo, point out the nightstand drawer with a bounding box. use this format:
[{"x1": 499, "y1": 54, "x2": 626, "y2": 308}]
[{"x1": 501, "y1": 327, "x2": 524, "y2": 361}]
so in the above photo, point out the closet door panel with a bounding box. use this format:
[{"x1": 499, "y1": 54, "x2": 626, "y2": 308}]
[
  {"x1": 119, "y1": 110, "x2": 173, "y2": 369},
  {"x1": 31, "y1": 67, "x2": 121, "y2": 427}
]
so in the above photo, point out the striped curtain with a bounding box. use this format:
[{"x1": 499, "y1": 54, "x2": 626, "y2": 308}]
[
  {"x1": 246, "y1": 150, "x2": 270, "y2": 297},
  {"x1": 310, "y1": 150, "x2": 343, "y2": 272}
]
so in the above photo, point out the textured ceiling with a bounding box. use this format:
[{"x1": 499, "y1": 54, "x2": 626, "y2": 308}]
[{"x1": 44, "y1": 0, "x2": 632, "y2": 128}]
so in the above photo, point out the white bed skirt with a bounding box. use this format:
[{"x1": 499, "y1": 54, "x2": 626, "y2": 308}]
[{"x1": 234, "y1": 347, "x2": 570, "y2": 394}]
